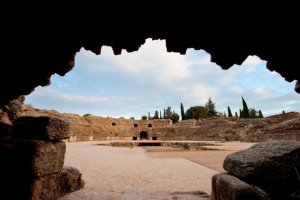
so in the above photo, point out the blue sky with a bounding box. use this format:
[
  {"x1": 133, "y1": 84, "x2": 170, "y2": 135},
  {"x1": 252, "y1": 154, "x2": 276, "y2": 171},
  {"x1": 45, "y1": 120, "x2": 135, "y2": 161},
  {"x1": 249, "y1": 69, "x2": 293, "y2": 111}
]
[{"x1": 24, "y1": 39, "x2": 300, "y2": 119}]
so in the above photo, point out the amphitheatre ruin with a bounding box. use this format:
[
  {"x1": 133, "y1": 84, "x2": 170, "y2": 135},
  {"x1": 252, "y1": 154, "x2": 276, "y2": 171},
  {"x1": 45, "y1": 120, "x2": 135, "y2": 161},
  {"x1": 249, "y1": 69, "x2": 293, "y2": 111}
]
[
  {"x1": 1, "y1": 12, "x2": 300, "y2": 199},
  {"x1": 21, "y1": 104, "x2": 300, "y2": 145}
]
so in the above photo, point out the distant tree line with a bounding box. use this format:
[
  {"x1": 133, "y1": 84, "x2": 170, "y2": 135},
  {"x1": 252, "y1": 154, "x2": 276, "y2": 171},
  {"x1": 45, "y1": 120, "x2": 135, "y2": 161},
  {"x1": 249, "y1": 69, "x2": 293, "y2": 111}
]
[{"x1": 143, "y1": 96, "x2": 264, "y2": 123}]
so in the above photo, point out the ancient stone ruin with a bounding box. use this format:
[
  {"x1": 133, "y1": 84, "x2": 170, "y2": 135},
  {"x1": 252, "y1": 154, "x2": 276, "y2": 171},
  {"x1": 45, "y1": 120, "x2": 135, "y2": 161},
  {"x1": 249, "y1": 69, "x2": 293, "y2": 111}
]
[
  {"x1": 21, "y1": 103, "x2": 300, "y2": 144},
  {"x1": 1, "y1": 13, "x2": 300, "y2": 199},
  {"x1": 0, "y1": 113, "x2": 84, "y2": 199},
  {"x1": 211, "y1": 140, "x2": 300, "y2": 199}
]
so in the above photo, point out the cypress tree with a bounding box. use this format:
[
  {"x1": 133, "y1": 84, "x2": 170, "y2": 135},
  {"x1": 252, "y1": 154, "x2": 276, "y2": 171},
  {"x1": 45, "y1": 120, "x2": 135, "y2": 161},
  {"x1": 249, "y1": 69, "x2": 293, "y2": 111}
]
[
  {"x1": 258, "y1": 110, "x2": 264, "y2": 118},
  {"x1": 242, "y1": 97, "x2": 250, "y2": 118},
  {"x1": 154, "y1": 110, "x2": 159, "y2": 119},
  {"x1": 227, "y1": 106, "x2": 233, "y2": 117},
  {"x1": 235, "y1": 112, "x2": 238, "y2": 117},
  {"x1": 180, "y1": 102, "x2": 185, "y2": 120},
  {"x1": 148, "y1": 112, "x2": 150, "y2": 120},
  {"x1": 160, "y1": 110, "x2": 162, "y2": 119},
  {"x1": 163, "y1": 108, "x2": 166, "y2": 118},
  {"x1": 239, "y1": 109, "x2": 244, "y2": 118}
]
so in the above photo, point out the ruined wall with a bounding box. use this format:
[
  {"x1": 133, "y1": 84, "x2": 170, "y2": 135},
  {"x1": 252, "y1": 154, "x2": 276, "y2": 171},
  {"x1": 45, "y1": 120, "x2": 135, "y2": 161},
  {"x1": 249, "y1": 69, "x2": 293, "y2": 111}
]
[{"x1": 21, "y1": 104, "x2": 300, "y2": 142}]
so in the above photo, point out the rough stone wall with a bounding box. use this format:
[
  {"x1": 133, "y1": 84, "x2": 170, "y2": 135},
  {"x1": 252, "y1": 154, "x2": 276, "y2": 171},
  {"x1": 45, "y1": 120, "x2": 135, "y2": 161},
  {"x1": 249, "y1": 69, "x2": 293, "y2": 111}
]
[
  {"x1": 21, "y1": 104, "x2": 300, "y2": 142},
  {"x1": 0, "y1": 116, "x2": 84, "y2": 199}
]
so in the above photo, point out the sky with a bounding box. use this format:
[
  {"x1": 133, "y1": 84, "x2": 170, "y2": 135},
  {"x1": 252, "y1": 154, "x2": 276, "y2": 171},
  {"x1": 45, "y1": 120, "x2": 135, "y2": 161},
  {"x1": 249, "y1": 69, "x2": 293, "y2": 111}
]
[{"x1": 24, "y1": 38, "x2": 300, "y2": 119}]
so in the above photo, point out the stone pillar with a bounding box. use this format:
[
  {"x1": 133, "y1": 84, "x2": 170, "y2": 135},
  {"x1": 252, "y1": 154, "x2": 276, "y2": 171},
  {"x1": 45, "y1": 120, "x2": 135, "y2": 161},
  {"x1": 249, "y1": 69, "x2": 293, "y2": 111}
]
[{"x1": 0, "y1": 116, "x2": 85, "y2": 199}]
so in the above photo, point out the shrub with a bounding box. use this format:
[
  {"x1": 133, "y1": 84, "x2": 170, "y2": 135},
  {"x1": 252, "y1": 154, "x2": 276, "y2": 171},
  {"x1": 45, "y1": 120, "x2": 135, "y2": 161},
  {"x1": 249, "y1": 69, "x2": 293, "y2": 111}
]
[{"x1": 183, "y1": 143, "x2": 190, "y2": 150}]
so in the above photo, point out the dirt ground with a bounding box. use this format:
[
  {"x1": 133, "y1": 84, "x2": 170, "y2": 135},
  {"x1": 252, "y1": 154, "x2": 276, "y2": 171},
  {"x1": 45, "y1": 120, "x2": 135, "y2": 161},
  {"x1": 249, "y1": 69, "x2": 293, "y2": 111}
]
[{"x1": 58, "y1": 141, "x2": 256, "y2": 200}]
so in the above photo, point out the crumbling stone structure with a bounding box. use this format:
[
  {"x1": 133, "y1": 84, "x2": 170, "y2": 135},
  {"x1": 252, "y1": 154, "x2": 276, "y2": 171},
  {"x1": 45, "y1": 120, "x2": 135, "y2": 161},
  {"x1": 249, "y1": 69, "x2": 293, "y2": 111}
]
[
  {"x1": 1, "y1": 12, "x2": 300, "y2": 199},
  {"x1": 0, "y1": 115, "x2": 84, "y2": 199},
  {"x1": 211, "y1": 140, "x2": 300, "y2": 199},
  {"x1": 0, "y1": 97, "x2": 85, "y2": 199}
]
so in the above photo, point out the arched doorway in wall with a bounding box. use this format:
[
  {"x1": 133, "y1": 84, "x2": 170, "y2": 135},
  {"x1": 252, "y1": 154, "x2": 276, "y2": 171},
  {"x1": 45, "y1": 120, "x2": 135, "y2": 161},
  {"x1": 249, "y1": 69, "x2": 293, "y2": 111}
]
[{"x1": 140, "y1": 131, "x2": 148, "y2": 140}]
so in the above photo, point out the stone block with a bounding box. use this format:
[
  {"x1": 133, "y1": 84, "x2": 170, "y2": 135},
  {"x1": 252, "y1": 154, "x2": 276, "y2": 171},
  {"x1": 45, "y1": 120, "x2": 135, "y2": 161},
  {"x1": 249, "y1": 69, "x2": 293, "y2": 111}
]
[
  {"x1": 11, "y1": 116, "x2": 70, "y2": 141},
  {"x1": 223, "y1": 140, "x2": 300, "y2": 198},
  {"x1": 211, "y1": 172, "x2": 270, "y2": 200},
  {"x1": 2, "y1": 166, "x2": 85, "y2": 200},
  {"x1": 0, "y1": 139, "x2": 66, "y2": 177}
]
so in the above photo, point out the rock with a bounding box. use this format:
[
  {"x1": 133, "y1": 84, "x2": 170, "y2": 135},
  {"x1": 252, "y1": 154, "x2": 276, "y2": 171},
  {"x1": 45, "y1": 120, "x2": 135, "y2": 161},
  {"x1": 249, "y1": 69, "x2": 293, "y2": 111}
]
[
  {"x1": 0, "y1": 139, "x2": 66, "y2": 177},
  {"x1": 4, "y1": 95, "x2": 25, "y2": 122},
  {"x1": 11, "y1": 116, "x2": 70, "y2": 141},
  {"x1": 223, "y1": 140, "x2": 300, "y2": 198},
  {"x1": 2, "y1": 165, "x2": 84, "y2": 200},
  {"x1": 211, "y1": 172, "x2": 270, "y2": 200}
]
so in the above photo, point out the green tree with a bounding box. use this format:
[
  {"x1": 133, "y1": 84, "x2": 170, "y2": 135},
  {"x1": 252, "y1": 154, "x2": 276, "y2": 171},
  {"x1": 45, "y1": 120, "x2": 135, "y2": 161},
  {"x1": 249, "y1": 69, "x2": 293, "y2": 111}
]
[
  {"x1": 239, "y1": 109, "x2": 244, "y2": 118},
  {"x1": 205, "y1": 97, "x2": 217, "y2": 117},
  {"x1": 258, "y1": 110, "x2": 264, "y2": 118},
  {"x1": 141, "y1": 115, "x2": 147, "y2": 120},
  {"x1": 153, "y1": 110, "x2": 159, "y2": 119},
  {"x1": 163, "y1": 108, "x2": 166, "y2": 118},
  {"x1": 227, "y1": 106, "x2": 233, "y2": 117},
  {"x1": 235, "y1": 112, "x2": 238, "y2": 117},
  {"x1": 249, "y1": 108, "x2": 258, "y2": 118},
  {"x1": 160, "y1": 110, "x2": 162, "y2": 119},
  {"x1": 170, "y1": 113, "x2": 180, "y2": 123},
  {"x1": 242, "y1": 97, "x2": 250, "y2": 118},
  {"x1": 180, "y1": 102, "x2": 186, "y2": 120},
  {"x1": 148, "y1": 112, "x2": 150, "y2": 120},
  {"x1": 130, "y1": 116, "x2": 135, "y2": 120},
  {"x1": 185, "y1": 106, "x2": 208, "y2": 121},
  {"x1": 165, "y1": 106, "x2": 173, "y2": 119}
]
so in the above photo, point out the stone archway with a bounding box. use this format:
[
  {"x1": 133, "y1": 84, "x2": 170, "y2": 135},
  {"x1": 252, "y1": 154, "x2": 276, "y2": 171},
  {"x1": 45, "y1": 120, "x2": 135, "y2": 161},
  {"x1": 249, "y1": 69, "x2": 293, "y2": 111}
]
[{"x1": 140, "y1": 131, "x2": 148, "y2": 140}]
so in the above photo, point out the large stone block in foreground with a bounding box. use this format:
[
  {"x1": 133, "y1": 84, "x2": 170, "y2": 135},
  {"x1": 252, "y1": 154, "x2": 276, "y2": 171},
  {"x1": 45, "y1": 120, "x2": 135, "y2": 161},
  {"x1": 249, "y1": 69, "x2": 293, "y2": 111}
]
[
  {"x1": 224, "y1": 140, "x2": 300, "y2": 181},
  {"x1": 223, "y1": 140, "x2": 300, "y2": 198},
  {"x1": 2, "y1": 166, "x2": 85, "y2": 200},
  {"x1": 11, "y1": 116, "x2": 70, "y2": 141},
  {"x1": 0, "y1": 139, "x2": 66, "y2": 177},
  {"x1": 211, "y1": 173, "x2": 270, "y2": 200}
]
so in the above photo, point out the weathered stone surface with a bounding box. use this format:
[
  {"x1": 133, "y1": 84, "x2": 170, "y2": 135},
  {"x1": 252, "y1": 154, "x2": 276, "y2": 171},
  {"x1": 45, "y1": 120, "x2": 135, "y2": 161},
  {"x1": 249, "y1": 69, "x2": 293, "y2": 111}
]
[
  {"x1": 11, "y1": 116, "x2": 70, "y2": 141},
  {"x1": 0, "y1": 109, "x2": 12, "y2": 126},
  {"x1": 30, "y1": 166, "x2": 85, "y2": 200},
  {"x1": 224, "y1": 140, "x2": 300, "y2": 181},
  {"x1": 0, "y1": 139, "x2": 66, "y2": 177},
  {"x1": 4, "y1": 95, "x2": 25, "y2": 122},
  {"x1": 2, "y1": 166, "x2": 84, "y2": 200},
  {"x1": 211, "y1": 172, "x2": 270, "y2": 200},
  {"x1": 223, "y1": 140, "x2": 300, "y2": 198},
  {"x1": 0, "y1": 110, "x2": 12, "y2": 139},
  {"x1": 61, "y1": 166, "x2": 85, "y2": 192}
]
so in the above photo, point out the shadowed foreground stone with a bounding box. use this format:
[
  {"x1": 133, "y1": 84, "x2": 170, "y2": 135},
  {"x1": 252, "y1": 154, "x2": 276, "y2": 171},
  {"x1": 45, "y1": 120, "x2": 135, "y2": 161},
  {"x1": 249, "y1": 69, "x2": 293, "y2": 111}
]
[
  {"x1": 2, "y1": 165, "x2": 84, "y2": 199},
  {"x1": 0, "y1": 139, "x2": 66, "y2": 177},
  {"x1": 223, "y1": 140, "x2": 300, "y2": 198},
  {"x1": 11, "y1": 116, "x2": 70, "y2": 141},
  {"x1": 30, "y1": 166, "x2": 85, "y2": 200},
  {"x1": 211, "y1": 172, "x2": 270, "y2": 200}
]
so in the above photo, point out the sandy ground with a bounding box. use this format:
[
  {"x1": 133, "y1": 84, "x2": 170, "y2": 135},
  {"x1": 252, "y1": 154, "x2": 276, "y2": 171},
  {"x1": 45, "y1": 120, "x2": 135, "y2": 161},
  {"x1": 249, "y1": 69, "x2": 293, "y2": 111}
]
[{"x1": 58, "y1": 141, "x2": 256, "y2": 200}]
